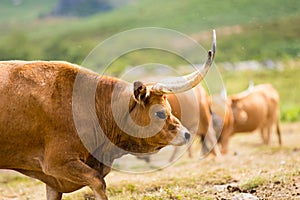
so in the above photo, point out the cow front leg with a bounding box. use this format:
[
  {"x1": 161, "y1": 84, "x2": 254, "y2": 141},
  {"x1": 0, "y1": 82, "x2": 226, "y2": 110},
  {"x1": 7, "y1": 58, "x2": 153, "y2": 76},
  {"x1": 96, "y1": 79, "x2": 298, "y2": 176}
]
[
  {"x1": 43, "y1": 159, "x2": 108, "y2": 200},
  {"x1": 219, "y1": 130, "x2": 230, "y2": 154},
  {"x1": 46, "y1": 185, "x2": 62, "y2": 200},
  {"x1": 260, "y1": 127, "x2": 268, "y2": 145}
]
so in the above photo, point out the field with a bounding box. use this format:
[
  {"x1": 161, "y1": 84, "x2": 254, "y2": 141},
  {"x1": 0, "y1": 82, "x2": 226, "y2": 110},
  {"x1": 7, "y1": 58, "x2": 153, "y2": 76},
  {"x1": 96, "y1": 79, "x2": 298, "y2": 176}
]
[
  {"x1": 1, "y1": 122, "x2": 300, "y2": 200},
  {"x1": 1, "y1": 1, "x2": 300, "y2": 200}
]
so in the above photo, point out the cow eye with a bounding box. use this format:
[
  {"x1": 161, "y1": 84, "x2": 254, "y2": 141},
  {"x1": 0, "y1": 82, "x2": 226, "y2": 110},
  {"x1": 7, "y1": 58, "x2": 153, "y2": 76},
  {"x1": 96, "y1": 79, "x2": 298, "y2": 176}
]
[{"x1": 155, "y1": 110, "x2": 167, "y2": 119}]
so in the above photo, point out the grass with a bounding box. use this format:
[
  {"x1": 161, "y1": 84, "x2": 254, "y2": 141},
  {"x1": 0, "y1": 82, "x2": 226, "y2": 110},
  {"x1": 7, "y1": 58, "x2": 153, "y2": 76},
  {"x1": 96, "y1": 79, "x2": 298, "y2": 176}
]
[{"x1": 240, "y1": 176, "x2": 267, "y2": 191}]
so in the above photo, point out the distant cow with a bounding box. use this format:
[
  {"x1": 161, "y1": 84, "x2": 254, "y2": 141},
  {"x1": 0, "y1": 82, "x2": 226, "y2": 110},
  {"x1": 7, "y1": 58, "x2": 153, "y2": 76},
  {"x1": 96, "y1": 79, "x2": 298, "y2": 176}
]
[
  {"x1": 168, "y1": 84, "x2": 221, "y2": 161},
  {"x1": 212, "y1": 83, "x2": 282, "y2": 154},
  {"x1": 0, "y1": 30, "x2": 216, "y2": 200}
]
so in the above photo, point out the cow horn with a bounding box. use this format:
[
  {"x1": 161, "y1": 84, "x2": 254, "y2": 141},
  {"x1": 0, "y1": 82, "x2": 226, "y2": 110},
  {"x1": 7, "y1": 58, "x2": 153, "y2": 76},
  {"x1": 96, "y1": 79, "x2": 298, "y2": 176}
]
[
  {"x1": 231, "y1": 81, "x2": 255, "y2": 100},
  {"x1": 151, "y1": 29, "x2": 216, "y2": 94}
]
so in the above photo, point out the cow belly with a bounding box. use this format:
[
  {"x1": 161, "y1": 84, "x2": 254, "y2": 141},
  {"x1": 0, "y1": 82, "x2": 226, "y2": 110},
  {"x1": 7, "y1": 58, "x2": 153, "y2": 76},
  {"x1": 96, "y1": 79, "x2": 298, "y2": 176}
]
[
  {"x1": 15, "y1": 169, "x2": 84, "y2": 193},
  {"x1": 0, "y1": 142, "x2": 44, "y2": 170},
  {"x1": 0, "y1": 118, "x2": 45, "y2": 170},
  {"x1": 234, "y1": 118, "x2": 262, "y2": 133}
]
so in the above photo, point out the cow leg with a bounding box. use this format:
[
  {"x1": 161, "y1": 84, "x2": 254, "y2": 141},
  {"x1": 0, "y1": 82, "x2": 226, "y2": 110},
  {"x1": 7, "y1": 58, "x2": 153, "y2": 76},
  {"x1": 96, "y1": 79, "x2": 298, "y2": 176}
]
[
  {"x1": 201, "y1": 135, "x2": 210, "y2": 156},
  {"x1": 276, "y1": 120, "x2": 282, "y2": 146},
  {"x1": 265, "y1": 125, "x2": 271, "y2": 145},
  {"x1": 260, "y1": 127, "x2": 268, "y2": 145},
  {"x1": 261, "y1": 125, "x2": 272, "y2": 145},
  {"x1": 219, "y1": 130, "x2": 230, "y2": 154},
  {"x1": 205, "y1": 126, "x2": 222, "y2": 157},
  {"x1": 43, "y1": 159, "x2": 108, "y2": 200},
  {"x1": 46, "y1": 185, "x2": 62, "y2": 200},
  {"x1": 187, "y1": 144, "x2": 193, "y2": 158}
]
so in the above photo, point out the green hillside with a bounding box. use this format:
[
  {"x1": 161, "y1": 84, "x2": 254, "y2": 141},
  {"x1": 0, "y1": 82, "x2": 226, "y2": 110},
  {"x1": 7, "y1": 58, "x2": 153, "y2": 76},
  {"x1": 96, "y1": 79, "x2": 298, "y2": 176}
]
[
  {"x1": 0, "y1": 0, "x2": 299, "y2": 64},
  {"x1": 0, "y1": 0, "x2": 57, "y2": 22}
]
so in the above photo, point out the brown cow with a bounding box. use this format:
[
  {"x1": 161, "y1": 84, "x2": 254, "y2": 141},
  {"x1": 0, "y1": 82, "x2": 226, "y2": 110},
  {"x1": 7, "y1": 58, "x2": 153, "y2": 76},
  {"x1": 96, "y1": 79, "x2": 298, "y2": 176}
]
[
  {"x1": 0, "y1": 30, "x2": 216, "y2": 200},
  {"x1": 168, "y1": 84, "x2": 221, "y2": 161},
  {"x1": 212, "y1": 83, "x2": 282, "y2": 154}
]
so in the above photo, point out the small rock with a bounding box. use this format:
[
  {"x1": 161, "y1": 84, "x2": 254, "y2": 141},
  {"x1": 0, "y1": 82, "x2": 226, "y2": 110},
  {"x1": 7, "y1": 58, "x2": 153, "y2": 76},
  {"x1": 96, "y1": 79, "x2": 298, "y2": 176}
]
[
  {"x1": 249, "y1": 189, "x2": 256, "y2": 194},
  {"x1": 274, "y1": 180, "x2": 281, "y2": 185},
  {"x1": 227, "y1": 185, "x2": 242, "y2": 193},
  {"x1": 214, "y1": 183, "x2": 239, "y2": 192},
  {"x1": 231, "y1": 193, "x2": 259, "y2": 200},
  {"x1": 214, "y1": 185, "x2": 227, "y2": 192},
  {"x1": 293, "y1": 147, "x2": 300, "y2": 152}
]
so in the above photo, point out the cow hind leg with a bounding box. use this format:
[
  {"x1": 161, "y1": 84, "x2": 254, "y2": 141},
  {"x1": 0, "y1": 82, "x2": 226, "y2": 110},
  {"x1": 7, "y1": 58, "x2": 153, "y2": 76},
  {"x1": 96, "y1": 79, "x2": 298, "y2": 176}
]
[{"x1": 276, "y1": 120, "x2": 282, "y2": 146}]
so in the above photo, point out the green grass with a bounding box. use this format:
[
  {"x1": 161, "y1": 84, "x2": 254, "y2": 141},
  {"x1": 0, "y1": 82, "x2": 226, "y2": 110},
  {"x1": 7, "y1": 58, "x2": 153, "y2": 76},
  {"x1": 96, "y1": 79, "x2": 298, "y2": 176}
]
[
  {"x1": 240, "y1": 176, "x2": 267, "y2": 191},
  {"x1": 103, "y1": 167, "x2": 233, "y2": 200}
]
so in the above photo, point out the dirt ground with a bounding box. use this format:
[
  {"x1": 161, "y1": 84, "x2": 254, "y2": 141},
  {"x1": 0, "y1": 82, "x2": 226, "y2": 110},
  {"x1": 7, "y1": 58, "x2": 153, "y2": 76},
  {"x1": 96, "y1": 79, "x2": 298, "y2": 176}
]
[{"x1": 1, "y1": 122, "x2": 300, "y2": 200}]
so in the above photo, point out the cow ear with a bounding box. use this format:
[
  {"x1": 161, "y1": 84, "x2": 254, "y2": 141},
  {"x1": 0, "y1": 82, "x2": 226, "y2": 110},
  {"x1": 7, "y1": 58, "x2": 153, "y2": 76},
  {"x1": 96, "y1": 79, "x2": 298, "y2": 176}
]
[{"x1": 133, "y1": 81, "x2": 148, "y2": 104}]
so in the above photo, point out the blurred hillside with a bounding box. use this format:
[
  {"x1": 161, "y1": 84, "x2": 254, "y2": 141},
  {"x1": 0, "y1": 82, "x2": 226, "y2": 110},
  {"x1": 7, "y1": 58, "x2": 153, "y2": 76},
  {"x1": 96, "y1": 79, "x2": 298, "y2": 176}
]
[
  {"x1": 51, "y1": 0, "x2": 113, "y2": 17},
  {"x1": 0, "y1": 0, "x2": 299, "y2": 65}
]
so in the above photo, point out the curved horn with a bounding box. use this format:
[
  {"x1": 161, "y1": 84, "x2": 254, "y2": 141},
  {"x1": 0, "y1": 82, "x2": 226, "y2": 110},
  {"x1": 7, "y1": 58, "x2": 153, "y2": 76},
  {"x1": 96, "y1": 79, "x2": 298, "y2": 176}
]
[
  {"x1": 152, "y1": 29, "x2": 216, "y2": 94},
  {"x1": 231, "y1": 81, "x2": 255, "y2": 100},
  {"x1": 247, "y1": 80, "x2": 254, "y2": 91}
]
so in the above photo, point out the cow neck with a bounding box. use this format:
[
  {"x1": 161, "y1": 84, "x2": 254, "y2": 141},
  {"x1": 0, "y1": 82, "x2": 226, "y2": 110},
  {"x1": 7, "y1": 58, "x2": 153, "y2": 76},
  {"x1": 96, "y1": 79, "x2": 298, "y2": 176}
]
[
  {"x1": 95, "y1": 77, "x2": 160, "y2": 157},
  {"x1": 94, "y1": 76, "x2": 134, "y2": 159}
]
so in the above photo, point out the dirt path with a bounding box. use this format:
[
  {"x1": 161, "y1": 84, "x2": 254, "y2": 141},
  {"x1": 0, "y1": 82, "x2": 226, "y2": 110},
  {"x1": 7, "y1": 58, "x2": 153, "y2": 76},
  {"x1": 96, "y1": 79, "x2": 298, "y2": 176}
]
[{"x1": 1, "y1": 122, "x2": 300, "y2": 199}]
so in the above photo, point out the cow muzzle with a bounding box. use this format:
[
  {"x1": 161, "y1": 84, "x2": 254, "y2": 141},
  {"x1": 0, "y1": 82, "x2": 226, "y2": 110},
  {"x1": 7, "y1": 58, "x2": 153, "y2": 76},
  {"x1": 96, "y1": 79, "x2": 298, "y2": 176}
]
[{"x1": 169, "y1": 126, "x2": 191, "y2": 146}]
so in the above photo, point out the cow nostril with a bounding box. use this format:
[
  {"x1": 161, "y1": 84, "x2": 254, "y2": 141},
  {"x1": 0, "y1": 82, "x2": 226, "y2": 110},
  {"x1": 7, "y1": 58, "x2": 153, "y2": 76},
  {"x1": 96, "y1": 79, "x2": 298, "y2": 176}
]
[{"x1": 184, "y1": 132, "x2": 191, "y2": 141}]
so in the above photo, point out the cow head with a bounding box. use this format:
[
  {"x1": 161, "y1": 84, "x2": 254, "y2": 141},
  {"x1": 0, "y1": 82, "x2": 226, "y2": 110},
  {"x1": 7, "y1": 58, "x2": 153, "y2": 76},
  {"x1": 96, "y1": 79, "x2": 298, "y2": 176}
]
[
  {"x1": 129, "y1": 81, "x2": 190, "y2": 149},
  {"x1": 122, "y1": 30, "x2": 217, "y2": 154}
]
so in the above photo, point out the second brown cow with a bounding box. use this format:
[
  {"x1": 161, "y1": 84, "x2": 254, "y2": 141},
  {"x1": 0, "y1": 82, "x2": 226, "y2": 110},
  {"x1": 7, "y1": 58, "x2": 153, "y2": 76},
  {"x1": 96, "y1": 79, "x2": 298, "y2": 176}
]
[{"x1": 212, "y1": 83, "x2": 282, "y2": 154}]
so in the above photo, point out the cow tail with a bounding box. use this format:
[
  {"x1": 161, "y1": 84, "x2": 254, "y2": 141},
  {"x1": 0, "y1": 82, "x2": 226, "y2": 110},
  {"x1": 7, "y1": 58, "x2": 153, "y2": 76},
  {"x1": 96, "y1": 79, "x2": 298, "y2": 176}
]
[{"x1": 276, "y1": 119, "x2": 282, "y2": 146}]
